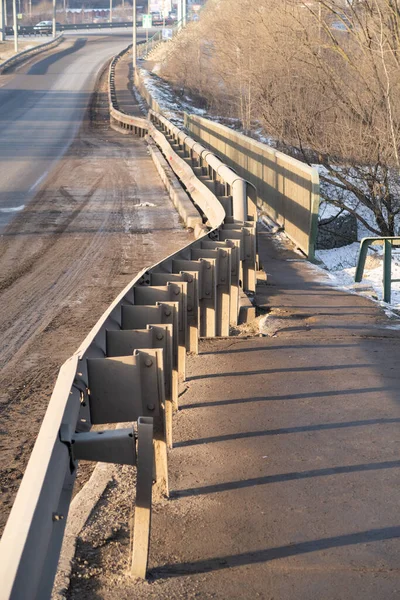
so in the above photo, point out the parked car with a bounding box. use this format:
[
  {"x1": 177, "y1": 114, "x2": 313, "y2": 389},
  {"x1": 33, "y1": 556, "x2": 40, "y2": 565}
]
[{"x1": 33, "y1": 21, "x2": 62, "y2": 34}]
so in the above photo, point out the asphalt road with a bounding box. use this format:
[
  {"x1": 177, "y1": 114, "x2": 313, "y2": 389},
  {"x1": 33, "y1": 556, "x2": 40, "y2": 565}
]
[{"x1": 0, "y1": 31, "x2": 143, "y2": 230}]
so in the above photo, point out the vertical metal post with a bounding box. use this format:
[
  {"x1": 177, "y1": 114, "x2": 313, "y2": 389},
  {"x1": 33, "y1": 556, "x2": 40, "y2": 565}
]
[
  {"x1": 132, "y1": 0, "x2": 136, "y2": 69},
  {"x1": 232, "y1": 178, "x2": 247, "y2": 222},
  {"x1": 52, "y1": 0, "x2": 56, "y2": 37},
  {"x1": 4, "y1": 0, "x2": 7, "y2": 27},
  {"x1": 109, "y1": 0, "x2": 112, "y2": 23},
  {"x1": 177, "y1": 0, "x2": 182, "y2": 29},
  {"x1": 12, "y1": 0, "x2": 17, "y2": 52},
  {"x1": 131, "y1": 417, "x2": 153, "y2": 579},
  {"x1": 0, "y1": 0, "x2": 5, "y2": 43},
  {"x1": 182, "y1": 0, "x2": 186, "y2": 26},
  {"x1": 383, "y1": 240, "x2": 392, "y2": 303}
]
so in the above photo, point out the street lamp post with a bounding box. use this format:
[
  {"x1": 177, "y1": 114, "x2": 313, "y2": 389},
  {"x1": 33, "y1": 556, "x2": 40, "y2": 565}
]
[
  {"x1": 182, "y1": 0, "x2": 186, "y2": 26},
  {"x1": 52, "y1": 0, "x2": 56, "y2": 37},
  {"x1": 133, "y1": 0, "x2": 137, "y2": 70},
  {"x1": 0, "y1": 0, "x2": 5, "y2": 43},
  {"x1": 177, "y1": 0, "x2": 181, "y2": 29},
  {"x1": 12, "y1": 0, "x2": 17, "y2": 52}
]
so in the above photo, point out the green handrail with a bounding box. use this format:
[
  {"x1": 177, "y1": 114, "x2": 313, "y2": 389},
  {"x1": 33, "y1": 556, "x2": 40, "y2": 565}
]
[{"x1": 355, "y1": 237, "x2": 400, "y2": 303}]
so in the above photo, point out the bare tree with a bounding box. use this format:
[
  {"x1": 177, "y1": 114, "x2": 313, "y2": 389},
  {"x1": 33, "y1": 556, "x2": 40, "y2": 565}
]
[{"x1": 161, "y1": 0, "x2": 400, "y2": 236}]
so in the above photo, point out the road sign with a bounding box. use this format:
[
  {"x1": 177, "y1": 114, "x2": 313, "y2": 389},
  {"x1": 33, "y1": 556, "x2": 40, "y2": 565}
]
[
  {"x1": 142, "y1": 14, "x2": 152, "y2": 28},
  {"x1": 162, "y1": 28, "x2": 173, "y2": 40}
]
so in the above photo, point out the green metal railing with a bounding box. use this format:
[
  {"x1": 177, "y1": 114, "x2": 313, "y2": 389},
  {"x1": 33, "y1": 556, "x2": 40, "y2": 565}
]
[{"x1": 355, "y1": 237, "x2": 400, "y2": 303}]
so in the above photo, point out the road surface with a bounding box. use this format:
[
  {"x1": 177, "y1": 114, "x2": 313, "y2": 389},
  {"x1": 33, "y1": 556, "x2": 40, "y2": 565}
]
[
  {"x1": 0, "y1": 33, "x2": 192, "y2": 535},
  {"x1": 0, "y1": 31, "x2": 144, "y2": 230}
]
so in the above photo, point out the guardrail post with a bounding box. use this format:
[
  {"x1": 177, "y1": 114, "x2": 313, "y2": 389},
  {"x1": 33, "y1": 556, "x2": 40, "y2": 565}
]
[
  {"x1": 384, "y1": 240, "x2": 392, "y2": 303},
  {"x1": 232, "y1": 179, "x2": 247, "y2": 222},
  {"x1": 131, "y1": 416, "x2": 154, "y2": 579}
]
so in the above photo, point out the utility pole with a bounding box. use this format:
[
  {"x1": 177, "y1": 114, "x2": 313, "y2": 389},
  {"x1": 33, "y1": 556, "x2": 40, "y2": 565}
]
[
  {"x1": 182, "y1": 0, "x2": 186, "y2": 26},
  {"x1": 0, "y1": 0, "x2": 5, "y2": 43},
  {"x1": 12, "y1": 0, "x2": 17, "y2": 52},
  {"x1": 132, "y1": 0, "x2": 136, "y2": 70},
  {"x1": 177, "y1": 0, "x2": 181, "y2": 29},
  {"x1": 52, "y1": 0, "x2": 56, "y2": 37}
]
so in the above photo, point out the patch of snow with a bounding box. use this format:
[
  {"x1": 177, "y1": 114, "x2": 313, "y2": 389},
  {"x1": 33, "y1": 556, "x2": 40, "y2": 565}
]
[
  {"x1": 0, "y1": 205, "x2": 25, "y2": 213},
  {"x1": 315, "y1": 242, "x2": 400, "y2": 309}
]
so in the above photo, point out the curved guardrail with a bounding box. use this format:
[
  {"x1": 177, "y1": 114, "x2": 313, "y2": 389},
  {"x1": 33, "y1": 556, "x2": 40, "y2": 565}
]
[
  {"x1": 0, "y1": 45, "x2": 258, "y2": 600},
  {"x1": 108, "y1": 44, "x2": 149, "y2": 136},
  {"x1": 0, "y1": 33, "x2": 64, "y2": 74}
]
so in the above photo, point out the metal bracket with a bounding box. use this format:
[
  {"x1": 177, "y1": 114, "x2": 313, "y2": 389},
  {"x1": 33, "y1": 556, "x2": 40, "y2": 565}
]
[{"x1": 60, "y1": 424, "x2": 139, "y2": 468}]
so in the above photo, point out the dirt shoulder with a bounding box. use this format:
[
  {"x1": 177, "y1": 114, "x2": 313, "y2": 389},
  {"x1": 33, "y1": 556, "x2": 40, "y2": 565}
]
[{"x1": 0, "y1": 62, "x2": 192, "y2": 535}]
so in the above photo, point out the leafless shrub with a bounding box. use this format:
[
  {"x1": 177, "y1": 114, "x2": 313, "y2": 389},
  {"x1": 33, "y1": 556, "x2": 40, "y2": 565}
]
[{"x1": 161, "y1": 0, "x2": 400, "y2": 236}]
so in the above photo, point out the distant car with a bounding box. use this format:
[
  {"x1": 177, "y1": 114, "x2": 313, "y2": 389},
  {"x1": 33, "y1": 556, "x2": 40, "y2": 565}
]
[{"x1": 33, "y1": 21, "x2": 62, "y2": 34}]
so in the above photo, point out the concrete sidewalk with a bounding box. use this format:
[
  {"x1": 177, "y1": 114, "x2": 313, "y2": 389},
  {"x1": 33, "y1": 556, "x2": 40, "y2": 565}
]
[
  {"x1": 113, "y1": 51, "x2": 144, "y2": 117},
  {"x1": 130, "y1": 227, "x2": 400, "y2": 599}
]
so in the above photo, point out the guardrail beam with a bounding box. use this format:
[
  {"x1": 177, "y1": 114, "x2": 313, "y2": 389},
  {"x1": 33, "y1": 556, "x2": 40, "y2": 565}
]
[{"x1": 134, "y1": 284, "x2": 187, "y2": 381}]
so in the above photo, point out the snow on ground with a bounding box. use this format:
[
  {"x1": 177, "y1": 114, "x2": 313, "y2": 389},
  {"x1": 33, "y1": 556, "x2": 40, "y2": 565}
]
[
  {"x1": 315, "y1": 242, "x2": 400, "y2": 311},
  {"x1": 140, "y1": 58, "x2": 400, "y2": 313},
  {"x1": 140, "y1": 68, "x2": 206, "y2": 126}
]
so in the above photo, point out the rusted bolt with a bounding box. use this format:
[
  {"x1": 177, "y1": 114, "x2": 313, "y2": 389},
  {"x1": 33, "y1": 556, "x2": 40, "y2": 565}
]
[
  {"x1": 174, "y1": 289, "x2": 180, "y2": 296},
  {"x1": 147, "y1": 403, "x2": 155, "y2": 411},
  {"x1": 156, "y1": 332, "x2": 164, "y2": 341},
  {"x1": 187, "y1": 276, "x2": 193, "y2": 283},
  {"x1": 206, "y1": 264, "x2": 211, "y2": 270},
  {"x1": 205, "y1": 290, "x2": 211, "y2": 296},
  {"x1": 145, "y1": 358, "x2": 153, "y2": 367},
  {"x1": 164, "y1": 308, "x2": 171, "y2": 317}
]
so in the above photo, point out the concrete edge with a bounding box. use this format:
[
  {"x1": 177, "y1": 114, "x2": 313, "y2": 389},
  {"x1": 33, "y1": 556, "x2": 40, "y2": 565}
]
[{"x1": 51, "y1": 462, "x2": 115, "y2": 599}]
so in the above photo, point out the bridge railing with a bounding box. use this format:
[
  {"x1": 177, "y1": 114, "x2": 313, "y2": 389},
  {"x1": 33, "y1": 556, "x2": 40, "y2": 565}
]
[
  {"x1": 185, "y1": 113, "x2": 320, "y2": 260},
  {"x1": 355, "y1": 237, "x2": 400, "y2": 303},
  {"x1": 0, "y1": 45, "x2": 258, "y2": 600}
]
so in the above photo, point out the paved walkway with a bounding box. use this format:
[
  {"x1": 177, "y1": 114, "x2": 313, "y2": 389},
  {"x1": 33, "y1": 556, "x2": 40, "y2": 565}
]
[
  {"x1": 114, "y1": 52, "x2": 144, "y2": 117},
  {"x1": 133, "y1": 228, "x2": 400, "y2": 599}
]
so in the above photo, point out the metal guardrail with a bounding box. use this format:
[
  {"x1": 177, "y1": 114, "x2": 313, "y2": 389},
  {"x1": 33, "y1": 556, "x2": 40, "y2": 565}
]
[
  {"x1": 355, "y1": 237, "x2": 400, "y2": 303},
  {"x1": 0, "y1": 33, "x2": 64, "y2": 74},
  {"x1": 0, "y1": 45, "x2": 258, "y2": 599},
  {"x1": 5, "y1": 22, "x2": 169, "y2": 36},
  {"x1": 108, "y1": 43, "x2": 149, "y2": 135},
  {"x1": 184, "y1": 114, "x2": 320, "y2": 259}
]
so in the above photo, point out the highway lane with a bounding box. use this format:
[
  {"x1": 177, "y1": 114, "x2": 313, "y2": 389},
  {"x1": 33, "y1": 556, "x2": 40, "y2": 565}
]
[{"x1": 0, "y1": 32, "x2": 142, "y2": 230}]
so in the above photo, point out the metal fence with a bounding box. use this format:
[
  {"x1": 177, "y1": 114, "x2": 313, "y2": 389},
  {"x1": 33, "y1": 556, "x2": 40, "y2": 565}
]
[
  {"x1": 184, "y1": 114, "x2": 320, "y2": 259},
  {"x1": 0, "y1": 46, "x2": 258, "y2": 600}
]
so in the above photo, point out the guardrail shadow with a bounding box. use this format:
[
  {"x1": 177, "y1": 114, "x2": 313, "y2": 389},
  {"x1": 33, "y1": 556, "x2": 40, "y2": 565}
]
[
  {"x1": 25, "y1": 37, "x2": 87, "y2": 75},
  {"x1": 154, "y1": 526, "x2": 400, "y2": 577}
]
